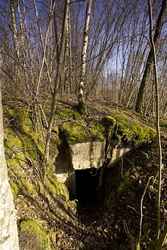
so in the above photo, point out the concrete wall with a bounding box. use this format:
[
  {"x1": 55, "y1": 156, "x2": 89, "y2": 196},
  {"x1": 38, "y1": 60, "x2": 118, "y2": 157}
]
[
  {"x1": 71, "y1": 141, "x2": 105, "y2": 170},
  {"x1": 55, "y1": 140, "x2": 131, "y2": 190}
]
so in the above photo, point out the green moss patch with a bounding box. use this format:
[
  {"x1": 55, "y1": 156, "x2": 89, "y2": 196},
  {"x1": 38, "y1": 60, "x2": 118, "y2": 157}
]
[
  {"x1": 19, "y1": 219, "x2": 52, "y2": 250},
  {"x1": 101, "y1": 116, "x2": 116, "y2": 128},
  {"x1": 55, "y1": 107, "x2": 81, "y2": 120},
  {"x1": 89, "y1": 122, "x2": 105, "y2": 141},
  {"x1": 4, "y1": 107, "x2": 69, "y2": 201},
  {"x1": 61, "y1": 120, "x2": 88, "y2": 144},
  {"x1": 4, "y1": 106, "x2": 44, "y2": 155},
  {"x1": 44, "y1": 164, "x2": 69, "y2": 201},
  {"x1": 103, "y1": 112, "x2": 155, "y2": 145},
  {"x1": 60, "y1": 109, "x2": 155, "y2": 146},
  {"x1": 60, "y1": 119, "x2": 105, "y2": 144}
]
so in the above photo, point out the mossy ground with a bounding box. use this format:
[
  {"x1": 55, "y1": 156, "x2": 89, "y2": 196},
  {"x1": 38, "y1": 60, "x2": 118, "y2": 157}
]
[
  {"x1": 4, "y1": 106, "x2": 71, "y2": 249},
  {"x1": 19, "y1": 219, "x2": 53, "y2": 250},
  {"x1": 60, "y1": 119, "x2": 104, "y2": 144},
  {"x1": 102, "y1": 111, "x2": 155, "y2": 146},
  {"x1": 4, "y1": 106, "x2": 68, "y2": 199},
  {"x1": 59, "y1": 107, "x2": 155, "y2": 146},
  {"x1": 55, "y1": 107, "x2": 81, "y2": 120}
]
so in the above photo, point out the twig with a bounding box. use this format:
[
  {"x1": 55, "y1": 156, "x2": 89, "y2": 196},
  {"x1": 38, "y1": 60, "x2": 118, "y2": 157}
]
[{"x1": 139, "y1": 176, "x2": 154, "y2": 242}]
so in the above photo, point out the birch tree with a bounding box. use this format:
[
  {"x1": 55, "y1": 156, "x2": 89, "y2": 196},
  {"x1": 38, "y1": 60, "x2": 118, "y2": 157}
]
[
  {"x1": 10, "y1": 0, "x2": 19, "y2": 59},
  {"x1": 78, "y1": 0, "x2": 93, "y2": 112}
]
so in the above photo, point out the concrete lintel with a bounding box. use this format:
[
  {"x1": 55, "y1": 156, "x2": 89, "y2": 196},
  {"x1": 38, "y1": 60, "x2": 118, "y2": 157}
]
[{"x1": 70, "y1": 141, "x2": 105, "y2": 170}]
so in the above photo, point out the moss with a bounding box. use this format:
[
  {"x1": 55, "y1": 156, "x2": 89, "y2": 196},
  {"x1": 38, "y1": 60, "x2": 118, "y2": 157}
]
[
  {"x1": 101, "y1": 116, "x2": 116, "y2": 128},
  {"x1": 61, "y1": 120, "x2": 88, "y2": 144},
  {"x1": 21, "y1": 177, "x2": 37, "y2": 197},
  {"x1": 89, "y1": 122, "x2": 105, "y2": 141},
  {"x1": 5, "y1": 126, "x2": 38, "y2": 198},
  {"x1": 7, "y1": 157, "x2": 38, "y2": 198},
  {"x1": 61, "y1": 119, "x2": 105, "y2": 144},
  {"x1": 19, "y1": 219, "x2": 52, "y2": 250},
  {"x1": 4, "y1": 108, "x2": 44, "y2": 191},
  {"x1": 45, "y1": 164, "x2": 69, "y2": 201},
  {"x1": 11, "y1": 182, "x2": 20, "y2": 199},
  {"x1": 4, "y1": 128, "x2": 23, "y2": 149},
  {"x1": 17, "y1": 109, "x2": 33, "y2": 134},
  {"x1": 49, "y1": 134, "x2": 60, "y2": 162},
  {"x1": 6, "y1": 131, "x2": 42, "y2": 161},
  {"x1": 45, "y1": 177, "x2": 69, "y2": 201},
  {"x1": 104, "y1": 112, "x2": 155, "y2": 145},
  {"x1": 5, "y1": 107, "x2": 44, "y2": 156},
  {"x1": 4, "y1": 106, "x2": 32, "y2": 132},
  {"x1": 55, "y1": 107, "x2": 81, "y2": 120},
  {"x1": 60, "y1": 110, "x2": 155, "y2": 145},
  {"x1": 5, "y1": 108, "x2": 69, "y2": 201}
]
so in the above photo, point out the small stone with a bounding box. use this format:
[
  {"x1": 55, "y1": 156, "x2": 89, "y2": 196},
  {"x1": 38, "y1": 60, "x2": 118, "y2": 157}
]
[{"x1": 104, "y1": 228, "x2": 108, "y2": 233}]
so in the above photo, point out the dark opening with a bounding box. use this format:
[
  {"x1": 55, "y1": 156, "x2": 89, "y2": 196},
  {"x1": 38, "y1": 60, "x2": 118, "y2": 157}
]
[{"x1": 75, "y1": 168, "x2": 100, "y2": 207}]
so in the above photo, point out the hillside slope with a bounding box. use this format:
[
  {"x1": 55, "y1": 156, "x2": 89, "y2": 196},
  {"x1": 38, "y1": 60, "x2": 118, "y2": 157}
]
[{"x1": 3, "y1": 101, "x2": 167, "y2": 250}]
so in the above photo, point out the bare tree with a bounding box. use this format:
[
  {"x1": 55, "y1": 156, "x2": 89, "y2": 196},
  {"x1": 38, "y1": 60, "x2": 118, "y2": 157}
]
[
  {"x1": 44, "y1": 0, "x2": 70, "y2": 166},
  {"x1": 135, "y1": 0, "x2": 167, "y2": 113}
]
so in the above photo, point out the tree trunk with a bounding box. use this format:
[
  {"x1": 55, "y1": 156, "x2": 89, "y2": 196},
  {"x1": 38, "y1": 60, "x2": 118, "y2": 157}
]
[
  {"x1": 148, "y1": 0, "x2": 162, "y2": 240},
  {"x1": 10, "y1": 0, "x2": 19, "y2": 58},
  {"x1": 44, "y1": 0, "x2": 70, "y2": 166},
  {"x1": 135, "y1": 0, "x2": 167, "y2": 113},
  {"x1": 78, "y1": 0, "x2": 93, "y2": 112},
  {"x1": 0, "y1": 87, "x2": 19, "y2": 249},
  {"x1": 64, "y1": 2, "x2": 72, "y2": 96}
]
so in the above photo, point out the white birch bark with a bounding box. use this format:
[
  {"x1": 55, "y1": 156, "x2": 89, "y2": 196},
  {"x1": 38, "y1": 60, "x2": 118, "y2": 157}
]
[
  {"x1": 10, "y1": 0, "x2": 19, "y2": 58},
  {"x1": 78, "y1": 0, "x2": 93, "y2": 107}
]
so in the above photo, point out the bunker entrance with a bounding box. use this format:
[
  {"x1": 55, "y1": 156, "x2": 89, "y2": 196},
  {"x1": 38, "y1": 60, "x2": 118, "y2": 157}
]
[{"x1": 75, "y1": 168, "x2": 101, "y2": 207}]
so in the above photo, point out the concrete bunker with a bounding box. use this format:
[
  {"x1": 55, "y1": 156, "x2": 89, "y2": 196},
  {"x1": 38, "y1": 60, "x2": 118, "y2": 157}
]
[
  {"x1": 55, "y1": 112, "x2": 155, "y2": 207},
  {"x1": 55, "y1": 139, "x2": 132, "y2": 207}
]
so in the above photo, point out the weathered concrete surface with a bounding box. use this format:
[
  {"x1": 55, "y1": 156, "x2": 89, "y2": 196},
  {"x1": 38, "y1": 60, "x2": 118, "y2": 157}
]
[
  {"x1": 70, "y1": 142, "x2": 131, "y2": 170},
  {"x1": 110, "y1": 146, "x2": 131, "y2": 164},
  {"x1": 0, "y1": 92, "x2": 19, "y2": 250},
  {"x1": 55, "y1": 141, "x2": 132, "y2": 175},
  {"x1": 55, "y1": 140, "x2": 131, "y2": 182},
  {"x1": 55, "y1": 141, "x2": 132, "y2": 198},
  {"x1": 71, "y1": 141, "x2": 105, "y2": 170}
]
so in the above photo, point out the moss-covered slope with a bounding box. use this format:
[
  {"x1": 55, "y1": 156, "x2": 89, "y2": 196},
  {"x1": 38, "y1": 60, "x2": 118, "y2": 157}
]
[
  {"x1": 102, "y1": 111, "x2": 155, "y2": 146},
  {"x1": 4, "y1": 106, "x2": 72, "y2": 250},
  {"x1": 3, "y1": 104, "x2": 156, "y2": 250},
  {"x1": 19, "y1": 219, "x2": 53, "y2": 250},
  {"x1": 4, "y1": 106, "x2": 68, "y2": 200},
  {"x1": 59, "y1": 107, "x2": 155, "y2": 146}
]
